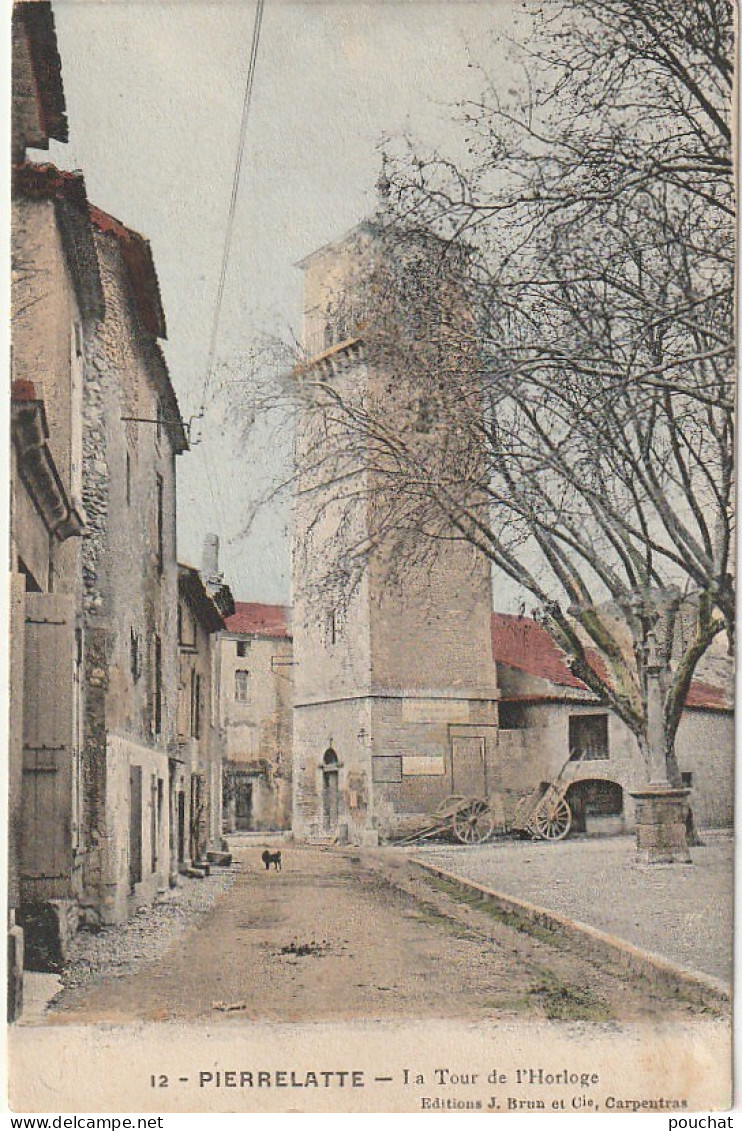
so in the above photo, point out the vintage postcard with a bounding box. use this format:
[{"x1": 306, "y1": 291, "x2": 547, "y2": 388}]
[{"x1": 6, "y1": 0, "x2": 734, "y2": 1117}]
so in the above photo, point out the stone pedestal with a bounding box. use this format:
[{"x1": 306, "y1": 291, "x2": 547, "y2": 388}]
[{"x1": 630, "y1": 787, "x2": 691, "y2": 864}]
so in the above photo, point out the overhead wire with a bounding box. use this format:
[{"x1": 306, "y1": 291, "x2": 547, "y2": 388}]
[
  {"x1": 191, "y1": 0, "x2": 266, "y2": 441},
  {"x1": 187, "y1": 0, "x2": 266, "y2": 576}
]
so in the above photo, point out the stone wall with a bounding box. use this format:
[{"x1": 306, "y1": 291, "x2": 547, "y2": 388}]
[
  {"x1": 494, "y1": 699, "x2": 734, "y2": 833},
  {"x1": 100, "y1": 736, "x2": 170, "y2": 924},
  {"x1": 10, "y1": 195, "x2": 87, "y2": 975},
  {"x1": 81, "y1": 229, "x2": 180, "y2": 920}
]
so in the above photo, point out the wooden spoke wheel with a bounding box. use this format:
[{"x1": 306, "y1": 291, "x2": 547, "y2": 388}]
[
  {"x1": 533, "y1": 798, "x2": 572, "y2": 841},
  {"x1": 453, "y1": 799, "x2": 495, "y2": 845}
]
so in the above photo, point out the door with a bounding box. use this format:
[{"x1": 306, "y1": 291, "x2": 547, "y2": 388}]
[
  {"x1": 129, "y1": 765, "x2": 143, "y2": 889},
  {"x1": 451, "y1": 736, "x2": 487, "y2": 796},
  {"x1": 235, "y1": 780, "x2": 252, "y2": 830},
  {"x1": 322, "y1": 770, "x2": 339, "y2": 831},
  {"x1": 177, "y1": 791, "x2": 186, "y2": 863}
]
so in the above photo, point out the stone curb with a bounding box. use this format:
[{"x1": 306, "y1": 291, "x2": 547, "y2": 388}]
[{"x1": 411, "y1": 858, "x2": 731, "y2": 1006}]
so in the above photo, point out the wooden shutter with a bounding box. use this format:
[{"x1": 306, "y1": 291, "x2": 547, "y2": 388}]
[{"x1": 21, "y1": 592, "x2": 75, "y2": 900}]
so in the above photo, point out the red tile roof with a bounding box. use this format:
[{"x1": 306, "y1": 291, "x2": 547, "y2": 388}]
[
  {"x1": 88, "y1": 204, "x2": 167, "y2": 339},
  {"x1": 684, "y1": 680, "x2": 730, "y2": 711},
  {"x1": 13, "y1": 159, "x2": 77, "y2": 194},
  {"x1": 224, "y1": 602, "x2": 291, "y2": 639},
  {"x1": 491, "y1": 612, "x2": 589, "y2": 689},
  {"x1": 491, "y1": 612, "x2": 731, "y2": 712}
]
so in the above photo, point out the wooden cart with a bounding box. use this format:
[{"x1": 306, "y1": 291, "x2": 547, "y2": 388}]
[
  {"x1": 509, "y1": 745, "x2": 593, "y2": 840},
  {"x1": 396, "y1": 747, "x2": 590, "y2": 845},
  {"x1": 396, "y1": 794, "x2": 497, "y2": 845}
]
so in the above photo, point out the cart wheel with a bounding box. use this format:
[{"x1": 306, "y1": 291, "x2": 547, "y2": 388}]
[
  {"x1": 533, "y1": 798, "x2": 572, "y2": 841},
  {"x1": 453, "y1": 800, "x2": 495, "y2": 845}
]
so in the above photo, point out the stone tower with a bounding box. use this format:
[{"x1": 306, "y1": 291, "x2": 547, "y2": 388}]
[{"x1": 291, "y1": 220, "x2": 499, "y2": 844}]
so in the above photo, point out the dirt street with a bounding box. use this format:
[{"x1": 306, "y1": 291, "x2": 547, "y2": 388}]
[{"x1": 48, "y1": 844, "x2": 717, "y2": 1025}]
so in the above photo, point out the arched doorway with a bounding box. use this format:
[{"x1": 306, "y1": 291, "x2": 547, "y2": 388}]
[
  {"x1": 566, "y1": 779, "x2": 624, "y2": 835},
  {"x1": 321, "y1": 748, "x2": 339, "y2": 833}
]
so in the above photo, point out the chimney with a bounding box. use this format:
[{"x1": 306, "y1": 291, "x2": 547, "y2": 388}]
[{"x1": 202, "y1": 533, "x2": 219, "y2": 577}]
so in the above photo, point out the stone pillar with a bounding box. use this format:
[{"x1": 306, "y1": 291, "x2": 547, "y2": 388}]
[
  {"x1": 645, "y1": 629, "x2": 670, "y2": 788},
  {"x1": 7, "y1": 912, "x2": 24, "y2": 1022},
  {"x1": 630, "y1": 629, "x2": 691, "y2": 863},
  {"x1": 630, "y1": 787, "x2": 691, "y2": 864}
]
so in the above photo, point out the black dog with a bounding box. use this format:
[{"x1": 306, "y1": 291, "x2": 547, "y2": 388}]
[{"x1": 262, "y1": 849, "x2": 282, "y2": 871}]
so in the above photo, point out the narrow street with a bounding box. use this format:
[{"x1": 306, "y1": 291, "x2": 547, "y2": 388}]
[{"x1": 46, "y1": 841, "x2": 713, "y2": 1026}]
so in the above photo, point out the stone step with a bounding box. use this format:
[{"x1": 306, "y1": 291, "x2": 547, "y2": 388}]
[{"x1": 207, "y1": 851, "x2": 233, "y2": 867}]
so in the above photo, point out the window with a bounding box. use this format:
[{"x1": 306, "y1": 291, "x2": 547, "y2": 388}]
[
  {"x1": 150, "y1": 774, "x2": 158, "y2": 873},
  {"x1": 156, "y1": 474, "x2": 164, "y2": 574},
  {"x1": 327, "y1": 608, "x2": 337, "y2": 646},
  {"x1": 569, "y1": 714, "x2": 609, "y2": 761},
  {"x1": 190, "y1": 671, "x2": 202, "y2": 739},
  {"x1": 235, "y1": 669, "x2": 250, "y2": 702},
  {"x1": 153, "y1": 634, "x2": 162, "y2": 735},
  {"x1": 73, "y1": 320, "x2": 83, "y2": 358},
  {"x1": 130, "y1": 628, "x2": 142, "y2": 681},
  {"x1": 499, "y1": 702, "x2": 527, "y2": 730},
  {"x1": 681, "y1": 771, "x2": 693, "y2": 788},
  {"x1": 236, "y1": 640, "x2": 248, "y2": 658},
  {"x1": 156, "y1": 398, "x2": 164, "y2": 444},
  {"x1": 178, "y1": 604, "x2": 195, "y2": 648},
  {"x1": 126, "y1": 450, "x2": 131, "y2": 506}
]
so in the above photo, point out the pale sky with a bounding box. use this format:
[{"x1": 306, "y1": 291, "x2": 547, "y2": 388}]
[{"x1": 43, "y1": 0, "x2": 519, "y2": 603}]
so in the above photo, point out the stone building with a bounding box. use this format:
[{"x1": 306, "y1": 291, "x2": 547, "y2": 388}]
[
  {"x1": 80, "y1": 204, "x2": 188, "y2": 924},
  {"x1": 219, "y1": 603, "x2": 293, "y2": 832},
  {"x1": 491, "y1": 613, "x2": 734, "y2": 834},
  {"x1": 291, "y1": 221, "x2": 500, "y2": 844},
  {"x1": 9, "y1": 1, "x2": 104, "y2": 1004},
  {"x1": 176, "y1": 564, "x2": 230, "y2": 872},
  {"x1": 289, "y1": 218, "x2": 733, "y2": 846}
]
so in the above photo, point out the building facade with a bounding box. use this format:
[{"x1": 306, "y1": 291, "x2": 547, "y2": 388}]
[
  {"x1": 79, "y1": 206, "x2": 188, "y2": 925},
  {"x1": 291, "y1": 222, "x2": 500, "y2": 844},
  {"x1": 491, "y1": 613, "x2": 734, "y2": 834},
  {"x1": 289, "y1": 220, "x2": 733, "y2": 846},
  {"x1": 176, "y1": 564, "x2": 228, "y2": 871},
  {"x1": 219, "y1": 603, "x2": 293, "y2": 833},
  {"x1": 10, "y1": 2, "x2": 105, "y2": 999}
]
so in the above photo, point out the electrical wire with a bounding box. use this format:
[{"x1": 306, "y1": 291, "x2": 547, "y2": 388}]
[{"x1": 191, "y1": 0, "x2": 266, "y2": 443}]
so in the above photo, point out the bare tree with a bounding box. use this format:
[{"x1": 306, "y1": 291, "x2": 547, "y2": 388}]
[
  {"x1": 358, "y1": 0, "x2": 734, "y2": 786},
  {"x1": 232, "y1": 0, "x2": 733, "y2": 825}
]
